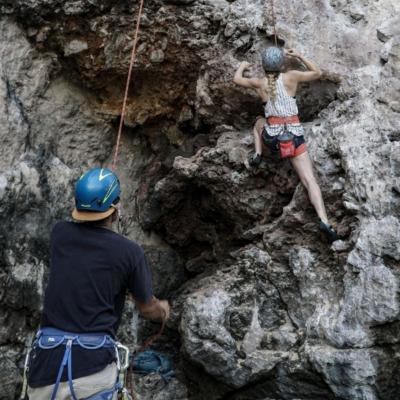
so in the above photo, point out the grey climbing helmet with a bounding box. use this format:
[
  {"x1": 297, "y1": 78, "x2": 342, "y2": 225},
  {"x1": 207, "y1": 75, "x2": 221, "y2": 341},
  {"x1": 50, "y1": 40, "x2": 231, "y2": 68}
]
[{"x1": 261, "y1": 47, "x2": 284, "y2": 72}]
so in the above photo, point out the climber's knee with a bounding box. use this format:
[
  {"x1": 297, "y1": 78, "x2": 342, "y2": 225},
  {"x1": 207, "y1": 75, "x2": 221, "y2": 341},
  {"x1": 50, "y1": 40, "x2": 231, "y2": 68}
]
[
  {"x1": 254, "y1": 117, "x2": 266, "y2": 136},
  {"x1": 291, "y1": 152, "x2": 316, "y2": 190},
  {"x1": 302, "y1": 168, "x2": 323, "y2": 196},
  {"x1": 302, "y1": 174, "x2": 315, "y2": 191}
]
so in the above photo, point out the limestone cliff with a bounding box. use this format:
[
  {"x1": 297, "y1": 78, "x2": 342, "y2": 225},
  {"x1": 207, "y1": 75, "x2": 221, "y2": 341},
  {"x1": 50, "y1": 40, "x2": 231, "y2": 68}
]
[{"x1": 0, "y1": 0, "x2": 399, "y2": 399}]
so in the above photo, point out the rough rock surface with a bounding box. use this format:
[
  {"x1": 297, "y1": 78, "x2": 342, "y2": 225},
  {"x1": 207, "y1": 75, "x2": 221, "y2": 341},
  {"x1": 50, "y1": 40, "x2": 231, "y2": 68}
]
[{"x1": 0, "y1": 0, "x2": 399, "y2": 399}]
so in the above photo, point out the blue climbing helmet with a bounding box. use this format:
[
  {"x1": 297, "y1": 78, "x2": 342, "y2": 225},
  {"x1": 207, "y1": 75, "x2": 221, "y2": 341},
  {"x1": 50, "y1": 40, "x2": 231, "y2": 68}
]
[
  {"x1": 72, "y1": 167, "x2": 121, "y2": 221},
  {"x1": 261, "y1": 46, "x2": 284, "y2": 72}
]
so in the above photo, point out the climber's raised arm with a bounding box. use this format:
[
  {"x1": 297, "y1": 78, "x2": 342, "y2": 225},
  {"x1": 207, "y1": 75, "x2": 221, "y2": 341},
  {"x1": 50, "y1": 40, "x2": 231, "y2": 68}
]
[
  {"x1": 233, "y1": 62, "x2": 262, "y2": 89},
  {"x1": 285, "y1": 49, "x2": 322, "y2": 82}
]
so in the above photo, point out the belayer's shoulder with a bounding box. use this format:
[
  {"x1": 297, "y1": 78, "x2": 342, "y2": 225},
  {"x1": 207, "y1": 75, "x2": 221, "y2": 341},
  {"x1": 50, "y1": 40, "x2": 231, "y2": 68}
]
[
  {"x1": 51, "y1": 220, "x2": 75, "y2": 233},
  {"x1": 116, "y1": 235, "x2": 145, "y2": 255},
  {"x1": 52, "y1": 220, "x2": 68, "y2": 230}
]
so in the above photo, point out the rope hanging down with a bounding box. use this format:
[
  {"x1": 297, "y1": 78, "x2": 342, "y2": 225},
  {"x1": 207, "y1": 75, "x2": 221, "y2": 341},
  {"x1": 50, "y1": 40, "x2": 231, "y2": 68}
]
[
  {"x1": 270, "y1": 0, "x2": 278, "y2": 46},
  {"x1": 109, "y1": 1, "x2": 167, "y2": 398},
  {"x1": 112, "y1": 0, "x2": 146, "y2": 171}
]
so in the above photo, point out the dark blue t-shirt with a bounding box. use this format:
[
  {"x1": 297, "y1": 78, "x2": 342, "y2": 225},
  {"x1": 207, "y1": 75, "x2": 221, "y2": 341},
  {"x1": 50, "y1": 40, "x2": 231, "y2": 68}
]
[{"x1": 28, "y1": 221, "x2": 153, "y2": 387}]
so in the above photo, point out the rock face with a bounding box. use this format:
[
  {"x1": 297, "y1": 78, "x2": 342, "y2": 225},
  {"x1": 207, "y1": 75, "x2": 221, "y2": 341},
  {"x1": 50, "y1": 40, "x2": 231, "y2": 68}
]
[{"x1": 0, "y1": 0, "x2": 399, "y2": 399}]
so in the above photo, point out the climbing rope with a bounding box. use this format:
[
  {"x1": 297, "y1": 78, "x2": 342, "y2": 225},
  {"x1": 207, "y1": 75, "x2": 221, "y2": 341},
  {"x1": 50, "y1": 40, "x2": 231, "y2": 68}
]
[
  {"x1": 270, "y1": 0, "x2": 278, "y2": 46},
  {"x1": 111, "y1": 0, "x2": 146, "y2": 171},
  {"x1": 109, "y1": 1, "x2": 168, "y2": 397}
]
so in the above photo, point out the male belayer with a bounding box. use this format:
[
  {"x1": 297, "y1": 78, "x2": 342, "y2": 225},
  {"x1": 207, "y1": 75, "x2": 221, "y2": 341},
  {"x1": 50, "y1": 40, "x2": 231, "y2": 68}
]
[
  {"x1": 233, "y1": 47, "x2": 339, "y2": 243},
  {"x1": 23, "y1": 167, "x2": 170, "y2": 399}
]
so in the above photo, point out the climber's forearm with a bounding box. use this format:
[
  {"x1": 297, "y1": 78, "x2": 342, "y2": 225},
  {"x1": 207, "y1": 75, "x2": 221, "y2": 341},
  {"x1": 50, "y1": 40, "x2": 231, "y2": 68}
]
[
  {"x1": 297, "y1": 55, "x2": 321, "y2": 76},
  {"x1": 233, "y1": 62, "x2": 249, "y2": 86},
  {"x1": 233, "y1": 63, "x2": 246, "y2": 81},
  {"x1": 233, "y1": 62, "x2": 260, "y2": 88}
]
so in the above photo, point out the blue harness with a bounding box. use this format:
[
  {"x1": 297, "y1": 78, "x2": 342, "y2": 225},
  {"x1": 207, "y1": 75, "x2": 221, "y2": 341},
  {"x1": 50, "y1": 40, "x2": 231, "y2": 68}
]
[
  {"x1": 24, "y1": 328, "x2": 173, "y2": 400},
  {"x1": 35, "y1": 327, "x2": 124, "y2": 400}
]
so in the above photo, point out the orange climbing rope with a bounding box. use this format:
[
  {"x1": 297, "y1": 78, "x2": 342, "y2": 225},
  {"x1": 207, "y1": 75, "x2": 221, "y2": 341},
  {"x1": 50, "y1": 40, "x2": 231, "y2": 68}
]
[
  {"x1": 270, "y1": 0, "x2": 279, "y2": 46},
  {"x1": 111, "y1": 0, "x2": 146, "y2": 171}
]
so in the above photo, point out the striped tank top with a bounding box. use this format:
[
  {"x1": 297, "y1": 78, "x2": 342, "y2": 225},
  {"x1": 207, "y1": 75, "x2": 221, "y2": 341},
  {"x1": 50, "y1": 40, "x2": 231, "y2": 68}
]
[{"x1": 263, "y1": 74, "x2": 304, "y2": 137}]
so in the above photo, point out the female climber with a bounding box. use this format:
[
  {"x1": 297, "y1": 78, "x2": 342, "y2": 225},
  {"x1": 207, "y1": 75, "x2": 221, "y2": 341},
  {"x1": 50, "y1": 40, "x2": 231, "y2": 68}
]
[{"x1": 233, "y1": 47, "x2": 338, "y2": 243}]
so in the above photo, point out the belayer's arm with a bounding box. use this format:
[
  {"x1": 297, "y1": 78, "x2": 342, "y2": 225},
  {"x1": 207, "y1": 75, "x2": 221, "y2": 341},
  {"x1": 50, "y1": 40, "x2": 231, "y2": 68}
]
[
  {"x1": 127, "y1": 246, "x2": 170, "y2": 322},
  {"x1": 233, "y1": 62, "x2": 261, "y2": 89}
]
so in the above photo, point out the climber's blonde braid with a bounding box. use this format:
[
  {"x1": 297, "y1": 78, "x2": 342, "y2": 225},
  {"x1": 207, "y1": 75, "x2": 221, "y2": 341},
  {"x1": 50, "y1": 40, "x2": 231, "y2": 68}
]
[{"x1": 265, "y1": 73, "x2": 279, "y2": 103}]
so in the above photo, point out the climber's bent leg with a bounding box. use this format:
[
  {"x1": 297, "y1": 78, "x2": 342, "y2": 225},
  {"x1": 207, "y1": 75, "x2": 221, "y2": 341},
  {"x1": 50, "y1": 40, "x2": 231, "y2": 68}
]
[
  {"x1": 249, "y1": 117, "x2": 266, "y2": 166},
  {"x1": 290, "y1": 151, "x2": 329, "y2": 224},
  {"x1": 253, "y1": 117, "x2": 265, "y2": 156}
]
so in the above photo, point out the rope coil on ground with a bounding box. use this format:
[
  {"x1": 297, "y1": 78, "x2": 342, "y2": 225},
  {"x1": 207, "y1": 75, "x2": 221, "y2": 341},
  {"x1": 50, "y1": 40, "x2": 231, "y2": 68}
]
[{"x1": 126, "y1": 294, "x2": 167, "y2": 399}]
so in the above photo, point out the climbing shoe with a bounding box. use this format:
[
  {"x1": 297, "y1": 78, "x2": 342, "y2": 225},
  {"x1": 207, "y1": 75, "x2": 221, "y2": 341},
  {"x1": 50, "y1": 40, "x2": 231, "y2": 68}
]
[
  {"x1": 319, "y1": 220, "x2": 339, "y2": 243},
  {"x1": 249, "y1": 153, "x2": 262, "y2": 167}
]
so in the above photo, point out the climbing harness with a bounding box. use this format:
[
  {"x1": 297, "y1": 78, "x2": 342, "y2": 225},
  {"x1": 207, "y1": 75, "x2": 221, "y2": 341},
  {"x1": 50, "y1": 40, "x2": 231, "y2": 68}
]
[
  {"x1": 266, "y1": 116, "x2": 300, "y2": 158},
  {"x1": 19, "y1": 308, "x2": 168, "y2": 400},
  {"x1": 112, "y1": 0, "x2": 145, "y2": 171},
  {"x1": 267, "y1": 115, "x2": 299, "y2": 125},
  {"x1": 20, "y1": 327, "x2": 131, "y2": 400}
]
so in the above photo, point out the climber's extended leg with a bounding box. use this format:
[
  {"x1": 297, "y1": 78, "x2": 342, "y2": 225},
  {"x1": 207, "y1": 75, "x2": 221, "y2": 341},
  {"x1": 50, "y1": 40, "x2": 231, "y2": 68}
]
[
  {"x1": 249, "y1": 117, "x2": 265, "y2": 166},
  {"x1": 290, "y1": 151, "x2": 328, "y2": 222},
  {"x1": 290, "y1": 151, "x2": 339, "y2": 242}
]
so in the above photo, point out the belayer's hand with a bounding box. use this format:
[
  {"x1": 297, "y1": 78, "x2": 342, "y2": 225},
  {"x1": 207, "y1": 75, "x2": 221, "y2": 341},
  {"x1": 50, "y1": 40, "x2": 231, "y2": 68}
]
[
  {"x1": 159, "y1": 300, "x2": 170, "y2": 322},
  {"x1": 135, "y1": 297, "x2": 170, "y2": 322}
]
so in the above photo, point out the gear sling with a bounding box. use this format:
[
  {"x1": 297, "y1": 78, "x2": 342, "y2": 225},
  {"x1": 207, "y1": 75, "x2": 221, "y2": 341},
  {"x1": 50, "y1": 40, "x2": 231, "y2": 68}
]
[
  {"x1": 266, "y1": 115, "x2": 300, "y2": 158},
  {"x1": 20, "y1": 327, "x2": 131, "y2": 400}
]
